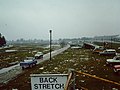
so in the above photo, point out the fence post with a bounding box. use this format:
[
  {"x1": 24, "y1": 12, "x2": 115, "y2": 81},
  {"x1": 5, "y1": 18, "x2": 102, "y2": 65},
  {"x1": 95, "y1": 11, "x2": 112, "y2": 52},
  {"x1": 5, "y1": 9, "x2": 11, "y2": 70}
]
[
  {"x1": 64, "y1": 72, "x2": 72, "y2": 90},
  {"x1": 72, "y1": 70, "x2": 76, "y2": 90},
  {"x1": 68, "y1": 69, "x2": 75, "y2": 90}
]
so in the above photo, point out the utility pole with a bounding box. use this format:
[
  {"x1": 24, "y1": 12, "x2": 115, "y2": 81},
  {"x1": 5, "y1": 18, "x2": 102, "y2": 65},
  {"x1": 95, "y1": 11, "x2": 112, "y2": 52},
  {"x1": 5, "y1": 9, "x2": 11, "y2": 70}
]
[
  {"x1": 111, "y1": 37, "x2": 112, "y2": 48},
  {"x1": 49, "y1": 30, "x2": 52, "y2": 60}
]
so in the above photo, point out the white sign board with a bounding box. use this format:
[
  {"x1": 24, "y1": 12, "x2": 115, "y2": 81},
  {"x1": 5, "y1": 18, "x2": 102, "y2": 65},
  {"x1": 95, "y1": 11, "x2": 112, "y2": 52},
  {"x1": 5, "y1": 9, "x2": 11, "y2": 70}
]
[{"x1": 31, "y1": 74, "x2": 68, "y2": 90}]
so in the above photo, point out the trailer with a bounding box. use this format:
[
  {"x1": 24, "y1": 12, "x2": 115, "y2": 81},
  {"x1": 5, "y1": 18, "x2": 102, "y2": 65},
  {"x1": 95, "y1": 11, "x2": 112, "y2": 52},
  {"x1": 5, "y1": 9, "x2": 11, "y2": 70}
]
[{"x1": 20, "y1": 57, "x2": 37, "y2": 69}]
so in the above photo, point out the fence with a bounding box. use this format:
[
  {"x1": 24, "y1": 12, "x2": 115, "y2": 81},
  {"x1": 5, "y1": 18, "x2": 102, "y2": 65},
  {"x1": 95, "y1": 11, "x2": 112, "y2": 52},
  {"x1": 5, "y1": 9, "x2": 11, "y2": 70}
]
[{"x1": 64, "y1": 69, "x2": 120, "y2": 90}]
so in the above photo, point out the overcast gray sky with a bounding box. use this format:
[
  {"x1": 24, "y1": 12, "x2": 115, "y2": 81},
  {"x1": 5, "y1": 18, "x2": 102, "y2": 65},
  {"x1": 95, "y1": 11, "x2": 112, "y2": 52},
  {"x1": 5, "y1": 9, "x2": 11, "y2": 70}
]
[{"x1": 0, "y1": 0, "x2": 120, "y2": 40}]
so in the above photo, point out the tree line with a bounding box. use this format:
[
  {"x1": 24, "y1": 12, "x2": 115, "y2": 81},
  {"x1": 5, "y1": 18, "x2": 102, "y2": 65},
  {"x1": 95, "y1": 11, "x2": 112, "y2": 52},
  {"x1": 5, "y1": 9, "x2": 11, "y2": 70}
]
[{"x1": 0, "y1": 33, "x2": 6, "y2": 47}]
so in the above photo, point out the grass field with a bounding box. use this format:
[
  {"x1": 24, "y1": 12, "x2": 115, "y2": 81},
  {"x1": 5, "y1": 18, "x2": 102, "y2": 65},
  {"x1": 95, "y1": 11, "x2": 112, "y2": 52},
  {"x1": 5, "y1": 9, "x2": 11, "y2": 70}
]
[{"x1": 0, "y1": 44, "x2": 49, "y2": 68}]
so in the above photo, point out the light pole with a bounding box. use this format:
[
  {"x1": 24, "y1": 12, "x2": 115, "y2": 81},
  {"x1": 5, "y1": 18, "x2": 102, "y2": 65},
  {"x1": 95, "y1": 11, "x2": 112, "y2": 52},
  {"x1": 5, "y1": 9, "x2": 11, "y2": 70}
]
[
  {"x1": 111, "y1": 37, "x2": 112, "y2": 48},
  {"x1": 49, "y1": 30, "x2": 52, "y2": 60}
]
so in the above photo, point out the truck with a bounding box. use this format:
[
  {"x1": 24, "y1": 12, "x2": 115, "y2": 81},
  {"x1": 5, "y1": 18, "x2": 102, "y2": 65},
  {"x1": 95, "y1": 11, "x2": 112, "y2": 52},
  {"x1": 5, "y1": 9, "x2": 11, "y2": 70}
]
[
  {"x1": 20, "y1": 57, "x2": 37, "y2": 69},
  {"x1": 34, "y1": 52, "x2": 43, "y2": 59},
  {"x1": 99, "y1": 49, "x2": 116, "y2": 56},
  {"x1": 106, "y1": 56, "x2": 120, "y2": 66},
  {"x1": 113, "y1": 65, "x2": 120, "y2": 73}
]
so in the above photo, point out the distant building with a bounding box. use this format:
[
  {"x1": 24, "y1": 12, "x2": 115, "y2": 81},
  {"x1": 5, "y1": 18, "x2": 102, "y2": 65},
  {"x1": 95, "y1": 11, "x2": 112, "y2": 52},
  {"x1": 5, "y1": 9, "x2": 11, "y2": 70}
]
[{"x1": 94, "y1": 35, "x2": 120, "y2": 41}]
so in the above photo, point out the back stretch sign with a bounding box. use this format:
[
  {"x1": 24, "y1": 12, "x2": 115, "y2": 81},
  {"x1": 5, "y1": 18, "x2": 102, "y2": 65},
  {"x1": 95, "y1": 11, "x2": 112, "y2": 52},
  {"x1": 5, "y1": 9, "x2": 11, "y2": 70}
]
[{"x1": 31, "y1": 74, "x2": 68, "y2": 90}]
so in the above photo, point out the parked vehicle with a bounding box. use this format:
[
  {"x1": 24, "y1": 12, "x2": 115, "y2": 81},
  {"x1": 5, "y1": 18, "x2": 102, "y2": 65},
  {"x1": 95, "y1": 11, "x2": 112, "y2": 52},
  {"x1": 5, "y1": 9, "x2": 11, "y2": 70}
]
[
  {"x1": 113, "y1": 65, "x2": 120, "y2": 73},
  {"x1": 71, "y1": 46, "x2": 82, "y2": 49},
  {"x1": 99, "y1": 49, "x2": 116, "y2": 56},
  {"x1": 118, "y1": 47, "x2": 120, "y2": 50},
  {"x1": 93, "y1": 46, "x2": 104, "y2": 53},
  {"x1": 34, "y1": 52, "x2": 43, "y2": 59},
  {"x1": 20, "y1": 57, "x2": 37, "y2": 69},
  {"x1": 106, "y1": 56, "x2": 120, "y2": 66}
]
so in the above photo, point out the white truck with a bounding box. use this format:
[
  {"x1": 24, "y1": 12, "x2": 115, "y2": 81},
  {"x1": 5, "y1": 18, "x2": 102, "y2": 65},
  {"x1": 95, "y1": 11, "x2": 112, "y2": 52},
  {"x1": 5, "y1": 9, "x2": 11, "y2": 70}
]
[{"x1": 34, "y1": 52, "x2": 43, "y2": 59}]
